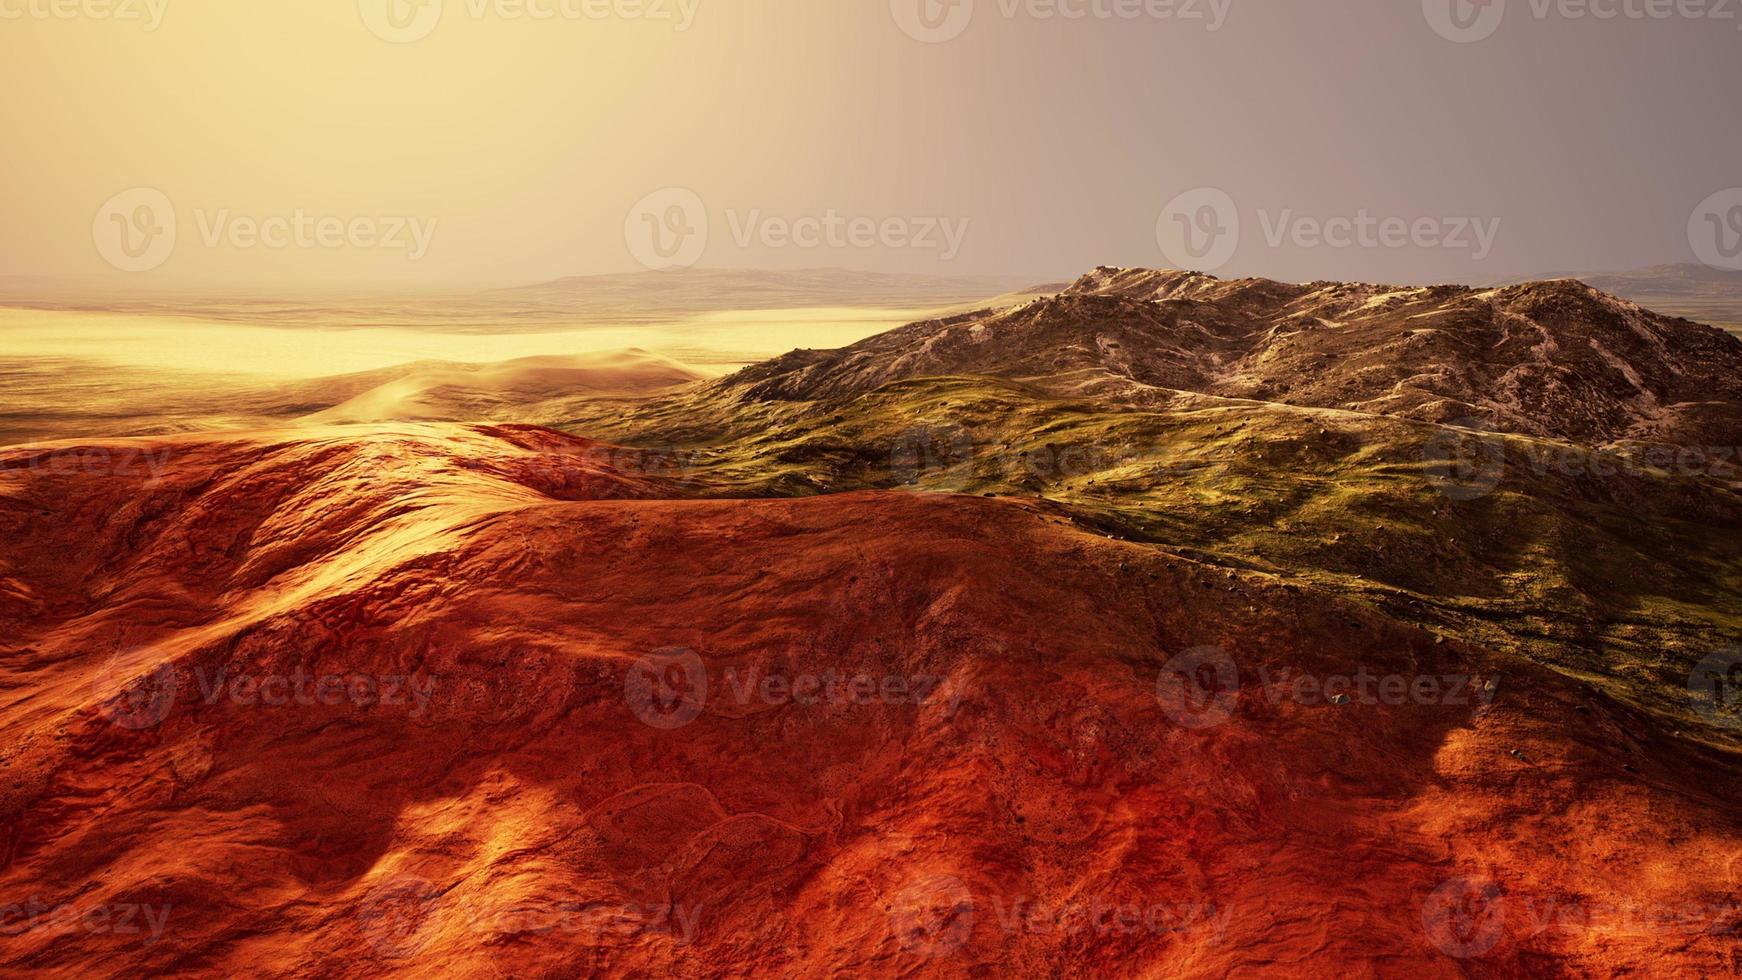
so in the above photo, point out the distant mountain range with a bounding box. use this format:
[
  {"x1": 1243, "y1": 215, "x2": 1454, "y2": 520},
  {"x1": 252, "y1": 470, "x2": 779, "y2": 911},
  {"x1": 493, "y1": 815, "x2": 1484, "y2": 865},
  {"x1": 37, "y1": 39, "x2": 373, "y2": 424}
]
[
  {"x1": 0, "y1": 268, "x2": 1038, "y2": 330},
  {"x1": 9, "y1": 264, "x2": 1736, "y2": 338},
  {"x1": 1516, "y1": 263, "x2": 1742, "y2": 335},
  {"x1": 721, "y1": 266, "x2": 1742, "y2": 446},
  {"x1": 488, "y1": 267, "x2": 1038, "y2": 319}
]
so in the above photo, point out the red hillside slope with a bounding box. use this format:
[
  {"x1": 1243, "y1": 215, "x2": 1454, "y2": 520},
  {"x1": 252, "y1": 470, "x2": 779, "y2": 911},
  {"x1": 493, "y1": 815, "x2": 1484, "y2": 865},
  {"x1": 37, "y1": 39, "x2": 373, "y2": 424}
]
[{"x1": 1, "y1": 425, "x2": 1739, "y2": 977}]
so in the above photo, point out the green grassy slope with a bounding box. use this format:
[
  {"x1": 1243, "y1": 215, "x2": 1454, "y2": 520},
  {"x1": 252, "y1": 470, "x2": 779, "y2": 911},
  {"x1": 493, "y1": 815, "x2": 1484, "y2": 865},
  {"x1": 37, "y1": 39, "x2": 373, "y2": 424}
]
[{"x1": 556, "y1": 376, "x2": 1742, "y2": 741}]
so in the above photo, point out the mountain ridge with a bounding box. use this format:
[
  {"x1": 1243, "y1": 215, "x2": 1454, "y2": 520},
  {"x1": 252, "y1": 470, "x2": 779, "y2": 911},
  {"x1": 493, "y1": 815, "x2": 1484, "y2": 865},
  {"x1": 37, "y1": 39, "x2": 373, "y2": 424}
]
[{"x1": 711, "y1": 266, "x2": 1742, "y2": 447}]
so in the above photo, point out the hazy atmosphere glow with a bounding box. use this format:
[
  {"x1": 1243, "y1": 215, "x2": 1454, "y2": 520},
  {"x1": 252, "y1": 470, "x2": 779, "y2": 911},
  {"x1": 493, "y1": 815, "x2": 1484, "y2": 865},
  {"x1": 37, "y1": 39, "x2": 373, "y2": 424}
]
[{"x1": 5, "y1": 0, "x2": 1741, "y2": 288}]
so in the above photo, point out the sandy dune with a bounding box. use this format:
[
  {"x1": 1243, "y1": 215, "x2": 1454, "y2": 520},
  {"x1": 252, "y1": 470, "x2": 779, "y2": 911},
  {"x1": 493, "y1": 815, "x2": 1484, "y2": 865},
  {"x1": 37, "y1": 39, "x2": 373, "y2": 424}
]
[
  {"x1": 298, "y1": 350, "x2": 703, "y2": 425},
  {"x1": 0, "y1": 298, "x2": 954, "y2": 445}
]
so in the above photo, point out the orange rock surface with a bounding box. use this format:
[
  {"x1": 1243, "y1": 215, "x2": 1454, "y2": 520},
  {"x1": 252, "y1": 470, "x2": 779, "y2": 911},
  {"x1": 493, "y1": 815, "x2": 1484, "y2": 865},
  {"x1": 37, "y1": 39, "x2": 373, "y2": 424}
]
[{"x1": 2, "y1": 424, "x2": 1738, "y2": 976}]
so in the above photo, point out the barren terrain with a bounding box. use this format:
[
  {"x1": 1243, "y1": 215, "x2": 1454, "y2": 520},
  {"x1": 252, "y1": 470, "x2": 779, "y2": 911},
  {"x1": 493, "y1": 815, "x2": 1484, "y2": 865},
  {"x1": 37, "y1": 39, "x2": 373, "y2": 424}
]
[{"x1": 3, "y1": 269, "x2": 1741, "y2": 976}]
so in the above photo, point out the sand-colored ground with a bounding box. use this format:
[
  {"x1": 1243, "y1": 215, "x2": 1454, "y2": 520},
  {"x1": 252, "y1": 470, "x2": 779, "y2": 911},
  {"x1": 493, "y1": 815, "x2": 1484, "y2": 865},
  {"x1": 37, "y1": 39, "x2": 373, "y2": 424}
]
[{"x1": 0, "y1": 302, "x2": 935, "y2": 446}]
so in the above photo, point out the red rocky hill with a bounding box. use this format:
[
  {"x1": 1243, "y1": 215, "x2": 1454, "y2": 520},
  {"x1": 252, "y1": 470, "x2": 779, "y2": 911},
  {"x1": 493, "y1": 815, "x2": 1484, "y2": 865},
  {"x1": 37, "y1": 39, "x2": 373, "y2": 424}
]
[{"x1": 2, "y1": 423, "x2": 1739, "y2": 976}]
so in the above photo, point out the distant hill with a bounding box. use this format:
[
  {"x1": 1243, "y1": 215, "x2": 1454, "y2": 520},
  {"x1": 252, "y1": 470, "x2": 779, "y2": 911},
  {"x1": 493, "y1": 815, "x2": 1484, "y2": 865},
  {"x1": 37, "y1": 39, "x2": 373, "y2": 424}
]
[
  {"x1": 488, "y1": 267, "x2": 1035, "y2": 319},
  {"x1": 296, "y1": 350, "x2": 702, "y2": 425},
  {"x1": 716, "y1": 266, "x2": 1742, "y2": 447},
  {"x1": 0, "y1": 269, "x2": 1035, "y2": 331},
  {"x1": 1514, "y1": 263, "x2": 1742, "y2": 336}
]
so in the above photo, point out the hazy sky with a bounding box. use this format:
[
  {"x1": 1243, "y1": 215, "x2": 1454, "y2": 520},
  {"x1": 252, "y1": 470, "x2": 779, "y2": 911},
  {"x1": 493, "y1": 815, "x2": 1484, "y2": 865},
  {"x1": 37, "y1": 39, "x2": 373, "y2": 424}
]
[{"x1": 3, "y1": 0, "x2": 1740, "y2": 288}]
